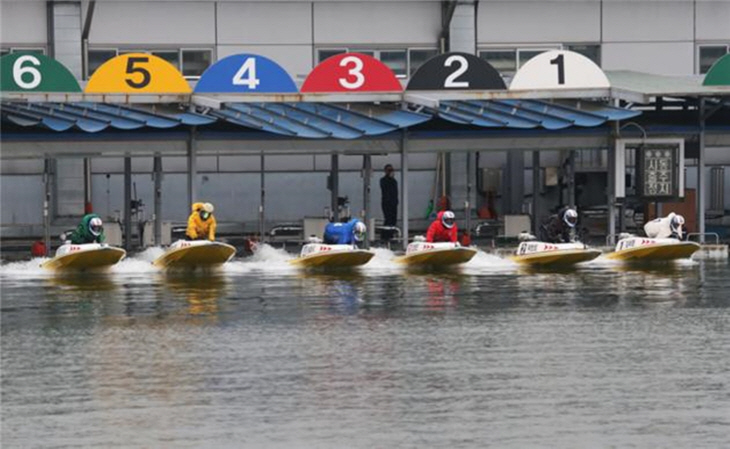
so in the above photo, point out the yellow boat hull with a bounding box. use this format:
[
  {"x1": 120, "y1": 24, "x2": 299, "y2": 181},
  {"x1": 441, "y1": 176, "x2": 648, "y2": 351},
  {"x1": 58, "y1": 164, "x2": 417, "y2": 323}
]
[
  {"x1": 290, "y1": 250, "x2": 375, "y2": 268},
  {"x1": 512, "y1": 249, "x2": 601, "y2": 267},
  {"x1": 41, "y1": 247, "x2": 126, "y2": 271},
  {"x1": 394, "y1": 247, "x2": 477, "y2": 267},
  {"x1": 153, "y1": 242, "x2": 236, "y2": 269},
  {"x1": 608, "y1": 241, "x2": 700, "y2": 262}
]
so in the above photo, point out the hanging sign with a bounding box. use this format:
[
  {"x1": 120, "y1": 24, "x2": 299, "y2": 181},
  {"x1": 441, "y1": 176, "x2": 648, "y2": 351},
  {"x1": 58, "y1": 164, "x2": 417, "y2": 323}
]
[
  {"x1": 300, "y1": 52, "x2": 402, "y2": 93},
  {"x1": 85, "y1": 53, "x2": 191, "y2": 94},
  {"x1": 0, "y1": 53, "x2": 81, "y2": 92},
  {"x1": 509, "y1": 50, "x2": 609, "y2": 90},
  {"x1": 194, "y1": 54, "x2": 297, "y2": 93},
  {"x1": 703, "y1": 53, "x2": 730, "y2": 86},
  {"x1": 616, "y1": 139, "x2": 685, "y2": 200},
  {"x1": 406, "y1": 52, "x2": 505, "y2": 90}
]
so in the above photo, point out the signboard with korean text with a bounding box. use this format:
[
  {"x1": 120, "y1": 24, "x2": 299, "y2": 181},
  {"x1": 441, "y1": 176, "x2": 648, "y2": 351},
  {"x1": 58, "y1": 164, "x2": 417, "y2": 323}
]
[{"x1": 617, "y1": 139, "x2": 685, "y2": 200}]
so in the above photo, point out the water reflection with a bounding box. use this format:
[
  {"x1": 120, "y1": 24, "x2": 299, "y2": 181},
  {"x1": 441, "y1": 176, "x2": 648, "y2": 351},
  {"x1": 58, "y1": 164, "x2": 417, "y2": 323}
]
[
  {"x1": 159, "y1": 271, "x2": 229, "y2": 319},
  {"x1": 298, "y1": 272, "x2": 364, "y2": 315}
]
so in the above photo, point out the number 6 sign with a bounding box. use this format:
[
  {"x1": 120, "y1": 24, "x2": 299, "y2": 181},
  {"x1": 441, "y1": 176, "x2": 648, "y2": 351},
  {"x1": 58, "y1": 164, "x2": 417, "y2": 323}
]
[
  {"x1": 0, "y1": 53, "x2": 81, "y2": 92},
  {"x1": 301, "y1": 53, "x2": 402, "y2": 93}
]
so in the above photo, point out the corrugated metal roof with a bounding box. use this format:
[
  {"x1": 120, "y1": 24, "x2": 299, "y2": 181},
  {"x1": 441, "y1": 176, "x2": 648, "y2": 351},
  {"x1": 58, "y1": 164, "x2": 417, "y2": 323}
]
[
  {"x1": 2, "y1": 99, "x2": 639, "y2": 136},
  {"x1": 431, "y1": 99, "x2": 640, "y2": 130}
]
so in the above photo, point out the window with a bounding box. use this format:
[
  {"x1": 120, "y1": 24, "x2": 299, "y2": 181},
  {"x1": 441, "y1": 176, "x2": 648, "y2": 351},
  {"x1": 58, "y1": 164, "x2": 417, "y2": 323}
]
[
  {"x1": 152, "y1": 50, "x2": 180, "y2": 69},
  {"x1": 181, "y1": 49, "x2": 212, "y2": 77},
  {"x1": 566, "y1": 44, "x2": 601, "y2": 66},
  {"x1": 517, "y1": 49, "x2": 552, "y2": 68},
  {"x1": 380, "y1": 49, "x2": 407, "y2": 77},
  {"x1": 87, "y1": 47, "x2": 213, "y2": 79},
  {"x1": 1, "y1": 47, "x2": 45, "y2": 56},
  {"x1": 479, "y1": 49, "x2": 517, "y2": 74},
  {"x1": 317, "y1": 47, "x2": 436, "y2": 79},
  {"x1": 409, "y1": 48, "x2": 438, "y2": 76},
  {"x1": 699, "y1": 45, "x2": 729, "y2": 74},
  {"x1": 87, "y1": 49, "x2": 117, "y2": 78},
  {"x1": 318, "y1": 48, "x2": 346, "y2": 63}
]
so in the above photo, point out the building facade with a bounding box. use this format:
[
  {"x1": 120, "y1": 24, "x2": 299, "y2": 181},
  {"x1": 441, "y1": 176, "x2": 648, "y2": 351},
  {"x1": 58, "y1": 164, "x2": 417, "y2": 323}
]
[{"x1": 2, "y1": 0, "x2": 730, "y2": 237}]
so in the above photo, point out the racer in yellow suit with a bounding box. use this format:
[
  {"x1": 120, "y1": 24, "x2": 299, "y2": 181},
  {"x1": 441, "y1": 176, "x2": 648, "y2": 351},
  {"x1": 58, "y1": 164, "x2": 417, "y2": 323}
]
[{"x1": 186, "y1": 202, "x2": 217, "y2": 241}]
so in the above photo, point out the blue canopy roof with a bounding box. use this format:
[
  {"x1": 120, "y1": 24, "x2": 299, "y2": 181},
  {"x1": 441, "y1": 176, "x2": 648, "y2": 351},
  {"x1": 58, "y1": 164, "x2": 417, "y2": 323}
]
[{"x1": 1, "y1": 99, "x2": 639, "y2": 137}]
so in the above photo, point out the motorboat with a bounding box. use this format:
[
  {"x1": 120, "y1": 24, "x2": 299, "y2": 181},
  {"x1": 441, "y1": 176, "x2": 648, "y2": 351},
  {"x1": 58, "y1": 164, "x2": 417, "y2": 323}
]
[
  {"x1": 608, "y1": 235, "x2": 700, "y2": 262},
  {"x1": 393, "y1": 238, "x2": 477, "y2": 267},
  {"x1": 41, "y1": 242, "x2": 126, "y2": 271},
  {"x1": 289, "y1": 240, "x2": 375, "y2": 268},
  {"x1": 152, "y1": 240, "x2": 236, "y2": 269},
  {"x1": 511, "y1": 241, "x2": 601, "y2": 267}
]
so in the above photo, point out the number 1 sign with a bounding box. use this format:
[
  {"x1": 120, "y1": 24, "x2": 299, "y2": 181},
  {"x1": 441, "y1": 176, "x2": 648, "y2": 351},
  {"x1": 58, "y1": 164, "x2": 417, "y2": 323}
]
[
  {"x1": 509, "y1": 50, "x2": 609, "y2": 91},
  {"x1": 300, "y1": 53, "x2": 402, "y2": 93},
  {"x1": 194, "y1": 54, "x2": 297, "y2": 93}
]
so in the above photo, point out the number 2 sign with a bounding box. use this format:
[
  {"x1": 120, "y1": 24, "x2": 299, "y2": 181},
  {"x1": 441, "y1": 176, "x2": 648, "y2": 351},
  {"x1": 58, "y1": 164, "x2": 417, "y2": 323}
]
[
  {"x1": 509, "y1": 50, "x2": 610, "y2": 91},
  {"x1": 406, "y1": 52, "x2": 506, "y2": 91},
  {"x1": 85, "y1": 53, "x2": 191, "y2": 94},
  {"x1": 301, "y1": 53, "x2": 402, "y2": 93}
]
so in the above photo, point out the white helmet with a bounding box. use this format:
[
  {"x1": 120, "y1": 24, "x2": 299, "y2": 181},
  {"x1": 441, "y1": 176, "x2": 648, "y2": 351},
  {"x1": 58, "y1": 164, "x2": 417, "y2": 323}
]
[
  {"x1": 442, "y1": 210, "x2": 456, "y2": 229},
  {"x1": 353, "y1": 221, "x2": 367, "y2": 242},
  {"x1": 671, "y1": 214, "x2": 685, "y2": 231},
  {"x1": 89, "y1": 217, "x2": 103, "y2": 236},
  {"x1": 563, "y1": 208, "x2": 578, "y2": 228},
  {"x1": 202, "y1": 202, "x2": 214, "y2": 213}
]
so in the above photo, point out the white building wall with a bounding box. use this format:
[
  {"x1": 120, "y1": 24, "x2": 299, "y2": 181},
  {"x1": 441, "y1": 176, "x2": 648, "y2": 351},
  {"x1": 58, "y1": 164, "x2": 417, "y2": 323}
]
[
  {"x1": 88, "y1": 1, "x2": 216, "y2": 45},
  {"x1": 602, "y1": 42, "x2": 695, "y2": 75},
  {"x1": 0, "y1": 2, "x2": 47, "y2": 46},
  {"x1": 477, "y1": 0, "x2": 601, "y2": 44},
  {"x1": 696, "y1": 1, "x2": 730, "y2": 41}
]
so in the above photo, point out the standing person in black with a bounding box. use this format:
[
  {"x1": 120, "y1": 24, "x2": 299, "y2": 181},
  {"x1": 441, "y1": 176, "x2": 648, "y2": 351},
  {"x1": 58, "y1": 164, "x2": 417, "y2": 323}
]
[{"x1": 380, "y1": 164, "x2": 398, "y2": 241}]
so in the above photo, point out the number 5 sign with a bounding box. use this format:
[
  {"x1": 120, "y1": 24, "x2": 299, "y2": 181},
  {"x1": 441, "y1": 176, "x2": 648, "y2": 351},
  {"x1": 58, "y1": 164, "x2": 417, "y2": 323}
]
[
  {"x1": 301, "y1": 53, "x2": 402, "y2": 93},
  {"x1": 0, "y1": 53, "x2": 81, "y2": 92},
  {"x1": 509, "y1": 50, "x2": 609, "y2": 91},
  {"x1": 85, "y1": 53, "x2": 191, "y2": 94}
]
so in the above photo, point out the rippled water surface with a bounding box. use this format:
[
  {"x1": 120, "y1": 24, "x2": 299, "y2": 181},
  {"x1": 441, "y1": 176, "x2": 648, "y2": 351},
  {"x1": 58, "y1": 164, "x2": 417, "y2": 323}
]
[{"x1": 2, "y1": 247, "x2": 729, "y2": 448}]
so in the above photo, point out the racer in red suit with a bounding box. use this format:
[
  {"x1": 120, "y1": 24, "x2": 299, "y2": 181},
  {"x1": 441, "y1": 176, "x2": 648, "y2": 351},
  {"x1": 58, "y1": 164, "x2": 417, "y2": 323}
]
[{"x1": 426, "y1": 210, "x2": 458, "y2": 243}]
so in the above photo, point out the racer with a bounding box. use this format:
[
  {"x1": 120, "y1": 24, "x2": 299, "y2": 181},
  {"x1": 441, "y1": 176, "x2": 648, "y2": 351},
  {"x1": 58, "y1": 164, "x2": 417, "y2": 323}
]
[
  {"x1": 68, "y1": 213, "x2": 105, "y2": 244},
  {"x1": 644, "y1": 212, "x2": 685, "y2": 239},
  {"x1": 426, "y1": 210, "x2": 458, "y2": 243},
  {"x1": 539, "y1": 207, "x2": 578, "y2": 244},
  {"x1": 323, "y1": 218, "x2": 367, "y2": 246},
  {"x1": 186, "y1": 202, "x2": 217, "y2": 241}
]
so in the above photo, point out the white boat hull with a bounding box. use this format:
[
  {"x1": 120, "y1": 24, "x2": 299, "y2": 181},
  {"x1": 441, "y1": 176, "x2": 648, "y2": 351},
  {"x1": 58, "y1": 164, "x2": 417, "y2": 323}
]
[{"x1": 41, "y1": 243, "x2": 126, "y2": 271}]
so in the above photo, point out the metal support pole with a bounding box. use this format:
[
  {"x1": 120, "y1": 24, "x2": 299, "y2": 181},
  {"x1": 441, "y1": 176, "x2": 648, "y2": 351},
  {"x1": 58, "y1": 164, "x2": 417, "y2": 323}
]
[
  {"x1": 698, "y1": 98, "x2": 706, "y2": 243},
  {"x1": 401, "y1": 131, "x2": 409, "y2": 250},
  {"x1": 259, "y1": 152, "x2": 265, "y2": 242},
  {"x1": 532, "y1": 151, "x2": 540, "y2": 235},
  {"x1": 123, "y1": 156, "x2": 132, "y2": 251},
  {"x1": 187, "y1": 127, "x2": 197, "y2": 207},
  {"x1": 363, "y1": 154, "x2": 372, "y2": 249},
  {"x1": 153, "y1": 155, "x2": 162, "y2": 246},
  {"x1": 608, "y1": 124, "x2": 618, "y2": 245},
  {"x1": 331, "y1": 154, "x2": 339, "y2": 222},
  {"x1": 568, "y1": 150, "x2": 576, "y2": 208},
  {"x1": 43, "y1": 158, "x2": 52, "y2": 256},
  {"x1": 465, "y1": 151, "x2": 472, "y2": 234},
  {"x1": 83, "y1": 158, "x2": 92, "y2": 213}
]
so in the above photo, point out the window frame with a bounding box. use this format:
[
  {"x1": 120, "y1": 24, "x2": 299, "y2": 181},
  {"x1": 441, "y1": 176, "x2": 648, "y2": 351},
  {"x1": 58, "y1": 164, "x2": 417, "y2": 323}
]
[
  {"x1": 316, "y1": 46, "x2": 437, "y2": 79},
  {"x1": 180, "y1": 47, "x2": 214, "y2": 79},
  {"x1": 697, "y1": 44, "x2": 730, "y2": 75}
]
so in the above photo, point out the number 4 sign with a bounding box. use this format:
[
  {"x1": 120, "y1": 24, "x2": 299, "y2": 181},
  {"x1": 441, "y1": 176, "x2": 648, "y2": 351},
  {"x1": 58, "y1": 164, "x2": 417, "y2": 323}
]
[
  {"x1": 0, "y1": 53, "x2": 81, "y2": 92},
  {"x1": 194, "y1": 54, "x2": 297, "y2": 93},
  {"x1": 509, "y1": 50, "x2": 610, "y2": 90},
  {"x1": 301, "y1": 53, "x2": 402, "y2": 93}
]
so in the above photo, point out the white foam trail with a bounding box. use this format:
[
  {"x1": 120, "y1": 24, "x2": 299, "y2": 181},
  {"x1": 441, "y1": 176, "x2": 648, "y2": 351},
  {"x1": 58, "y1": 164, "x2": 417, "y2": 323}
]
[
  {"x1": 224, "y1": 243, "x2": 297, "y2": 275},
  {"x1": 0, "y1": 258, "x2": 52, "y2": 278},
  {"x1": 460, "y1": 249, "x2": 518, "y2": 275},
  {"x1": 110, "y1": 257, "x2": 158, "y2": 275},
  {"x1": 134, "y1": 247, "x2": 166, "y2": 263}
]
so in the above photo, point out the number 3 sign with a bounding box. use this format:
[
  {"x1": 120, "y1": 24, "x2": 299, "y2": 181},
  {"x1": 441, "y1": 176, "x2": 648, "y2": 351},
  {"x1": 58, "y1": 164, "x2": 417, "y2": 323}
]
[
  {"x1": 85, "y1": 53, "x2": 191, "y2": 94},
  {"x1": 301, "y1": 53, "x2": 402, "y2": 93}
]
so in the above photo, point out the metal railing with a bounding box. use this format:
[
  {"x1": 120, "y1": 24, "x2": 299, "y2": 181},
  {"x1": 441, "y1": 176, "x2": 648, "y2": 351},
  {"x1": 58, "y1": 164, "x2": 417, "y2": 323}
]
[{"x1": 686, "y1": 232, "x2": 720, "y2": 245}]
